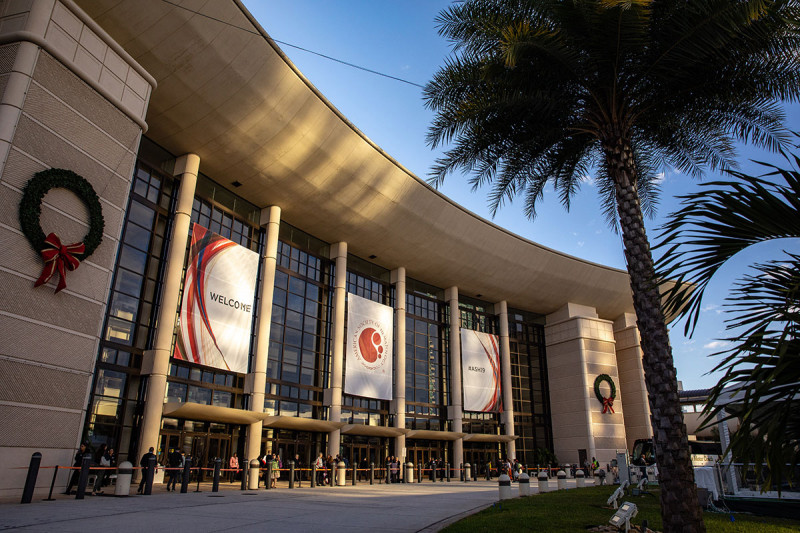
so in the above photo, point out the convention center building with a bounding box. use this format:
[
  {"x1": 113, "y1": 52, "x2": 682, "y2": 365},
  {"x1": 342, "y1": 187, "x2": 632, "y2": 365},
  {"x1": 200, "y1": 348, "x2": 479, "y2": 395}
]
[{"x1": 0, "y1": 0, "x2": 654, "y2": 495}]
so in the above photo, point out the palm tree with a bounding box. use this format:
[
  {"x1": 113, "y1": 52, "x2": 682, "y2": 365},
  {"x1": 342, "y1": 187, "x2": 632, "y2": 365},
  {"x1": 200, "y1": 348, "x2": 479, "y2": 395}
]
[
  {"x1": 423, "y1": 1, "x2": 800, "y2": 530},
  {"x1": 656, "y1": 157, "x2": 800, "y2": 492}
]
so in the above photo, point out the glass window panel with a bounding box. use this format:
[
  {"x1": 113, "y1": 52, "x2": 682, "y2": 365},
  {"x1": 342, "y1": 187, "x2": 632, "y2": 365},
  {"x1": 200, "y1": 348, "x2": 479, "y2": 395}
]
[
  {"x1": 285, "y1": 310, "x2": 302, "y2": 330},
  {"x1": 274, "y1": 270, "x2": 288, "y2": 289},
  {"x1": 128, "y1": 202, "x2": 155, "y2": 229},
  {"x1": 109, "y1": 292, "x2": 139, "y2": 323},
  {"x1": 188, "y1": 386, "x2": 212, "y2": 405},
  {"x1": 123, "y1": 222, "x2": 151, "y2": 251},
  {"x1": 279, "y1": 401, "x2": 298, "y2": 416},
  {"x1": 303, "y1": 317, "x2": 317, "y2": 334},
  {"x1": 281, "y1": 364, "x2": 299, "y2": 382},
  {"x1": 267, "y1": 360, "x2": 279, "y2": 378},
  {"x1": 190, "y1": 368, "x2": 202, "y2": 381},
  {"x1": 273, "y1": 288, "x2": 287, "y2": 306},
  {"x1": 300, "y1": 367, "x2": 314, "y2": 386},
  {"x1": 166, "y1": 382, "x2": 187, "y2": 403},
  {"x1": 288, "y1": 276, "x2": 305, "y2": 296},
  {"x1": 119, "y1": 244, "x2": 147, "y2": 274},
  {"x1": 114, "y1": 269, "x2": 143, "y2": 297},
  {"x1": 271, "y1": 304, "x2": 285, "y2": 325},
  {"x1": 105, "y1": 316, "x2": 134, "y2": 344},
  {"x1": 146, "y1": 185, "x2": 159, "y2": 204},
  {"x1": 298, "y1": 403, "x2": 312, "y2": 418},
  {"x1": 94, "y1": 369, "x2": 126, "y2": 397},
  {"x1": 213, "y1": 391, "x2": 232, "y2": 407},
  {"x1": 283, "y1": 345, "x2": 300, "y2": 366},
  {"x1": 284, "y1": 327, "x2": 302, "y2": 348},
  {"x1": 287, "y1": 293, "x2": 305, "y2": 313}
]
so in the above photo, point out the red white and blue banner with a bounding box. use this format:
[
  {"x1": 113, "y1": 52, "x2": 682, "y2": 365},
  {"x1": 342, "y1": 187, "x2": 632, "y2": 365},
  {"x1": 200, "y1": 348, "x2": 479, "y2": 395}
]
[
  {"x1": 173, "y1": 223, "x2": 258, "y2": 373},
  {"x1": 460, "y1": 329, "x2": 502, "y2": 412},
  {"x1": 344, "y1": 293, "x2": 393, "y2": 400}
]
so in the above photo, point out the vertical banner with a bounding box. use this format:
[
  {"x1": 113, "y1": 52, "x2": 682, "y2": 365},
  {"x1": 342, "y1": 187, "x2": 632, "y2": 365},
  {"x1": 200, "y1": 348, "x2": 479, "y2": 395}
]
[
  {"x1": 173, "y1": 223, "x2": 258, "y2": 373},
  {"x1": 460, "y1": 329, "x2": 502, "y2": 412},
  {"x1": 345, "y1": 293, "x2": 393, "y2": 400}
]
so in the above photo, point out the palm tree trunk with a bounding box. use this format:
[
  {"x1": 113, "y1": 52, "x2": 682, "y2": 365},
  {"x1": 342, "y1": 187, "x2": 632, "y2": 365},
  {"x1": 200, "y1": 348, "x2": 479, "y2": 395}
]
[{"x1": 605, "y1": 137, "x2": 705, "y2": 533}]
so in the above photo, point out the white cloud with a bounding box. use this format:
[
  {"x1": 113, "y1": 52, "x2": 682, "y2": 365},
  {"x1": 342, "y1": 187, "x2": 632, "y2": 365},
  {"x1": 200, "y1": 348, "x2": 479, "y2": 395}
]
[
  {"x1": 703, "y1": 340, "x2": 730, "y2": 350},
  {"x1": 701, "y1": 303, "x2": 722, "y2": 314},
  {"x1": 582, "y1": 175, "x2": 596, "y2": 186},
  {"x1": 577, "y1": 241, "x2": 585, "y2": 247}
]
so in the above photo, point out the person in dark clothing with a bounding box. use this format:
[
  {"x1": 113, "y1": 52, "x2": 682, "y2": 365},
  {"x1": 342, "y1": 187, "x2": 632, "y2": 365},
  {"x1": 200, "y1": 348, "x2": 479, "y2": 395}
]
[
  {"x1": 64, "y1": 443, "x2": 87, "y2": 494},
  {"x1": 137, "y1": 447, "x2": 157, "y2": 494},
  {"x1": 166, "y1": 448, "x2": 182, "y2": 491}
]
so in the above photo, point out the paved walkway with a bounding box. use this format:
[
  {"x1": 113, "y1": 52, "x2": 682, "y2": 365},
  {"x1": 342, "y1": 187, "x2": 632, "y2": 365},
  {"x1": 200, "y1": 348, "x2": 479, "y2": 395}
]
[{"x1": 0, "y1": 478, "x2": 588, "y2": 532}]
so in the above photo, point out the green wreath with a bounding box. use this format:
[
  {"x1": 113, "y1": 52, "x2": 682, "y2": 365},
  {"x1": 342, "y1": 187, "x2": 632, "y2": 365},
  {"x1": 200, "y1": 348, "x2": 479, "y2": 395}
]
[
  {"x1": 594, "y1": 374, "x2": 617, "y2": 413},
  {"x1": 19, "y1": 168, "x2": 104, "y2": 258}
]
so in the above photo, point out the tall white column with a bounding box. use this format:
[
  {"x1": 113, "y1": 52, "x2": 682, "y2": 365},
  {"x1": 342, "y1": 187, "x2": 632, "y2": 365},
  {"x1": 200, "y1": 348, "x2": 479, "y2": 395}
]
[
  {"x1": 446, "y1": 286, "x2": 464, "y2": 469},
  {"x1": 495, "y1": 301, "x2": 516, "y2": 460},
  {"x1": 327, "y1": 242, "x2": 347, "y2": 457},
  {"x1": 246, "y1": 206, "x2": 281, "y2": 466},
  {"x1": 391, "y1": 267, "x2": 407, "y2": 460},
  {"x1": 139, "y1": 153, "x2": 199, "y2": 457}
]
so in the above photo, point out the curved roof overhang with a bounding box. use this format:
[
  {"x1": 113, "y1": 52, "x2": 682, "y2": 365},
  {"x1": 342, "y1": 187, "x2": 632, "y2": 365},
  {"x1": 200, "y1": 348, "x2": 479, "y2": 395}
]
[{"x1": 76, "y1": 0, "x2": 634, "y2": 319}]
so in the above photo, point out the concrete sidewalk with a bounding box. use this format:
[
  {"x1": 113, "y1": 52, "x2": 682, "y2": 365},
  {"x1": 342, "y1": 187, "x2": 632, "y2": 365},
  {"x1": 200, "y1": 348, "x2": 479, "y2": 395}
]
[{"x1": 0, "y1": 480, "x2": 502, "y2": 532}]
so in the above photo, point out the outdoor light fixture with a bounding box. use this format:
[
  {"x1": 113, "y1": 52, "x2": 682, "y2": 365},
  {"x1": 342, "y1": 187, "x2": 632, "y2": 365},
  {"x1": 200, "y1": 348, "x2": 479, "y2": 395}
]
[
  {"x1": 609, "y1": 501, "x2": 638, "y2": 532},
  {"x1": 632, "y1": 477, "x2": 648, "y2": 496},
  {"x1": 607, "y1": 479, "x2": 629, "y2": 509}
]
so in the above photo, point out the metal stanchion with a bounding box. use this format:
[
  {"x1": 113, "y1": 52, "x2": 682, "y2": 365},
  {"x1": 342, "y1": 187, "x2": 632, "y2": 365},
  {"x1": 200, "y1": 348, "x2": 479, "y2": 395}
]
[
  {"x1": 212, "y1": 458, "x2": 221, "y2": 492},
  {"x1": 460, "y1": 463, "x2": 464, "y2": 482},
  {"x1": 486, "y1": 462, "x2": 491, "y2": 481},
  {"x1": 446, "y1": 462, "x2": 450, "y2": 482},
  {"x1": 289, "y1": 461, "x2": 295, "y2": 489},
  {"x1": 21, "y1": 452, "x2": 42, "y2": 504},
  {"x1": 417, "y1": 463, "x2": 421, "y2": 483},
  {"x1": 144, "y1": 455, "x2": 156, "y2": 495},
  {"x1": 311, "y1": 464, "x2": 317, "y2": 488},
  {"x1": 76, "y1": 453, "x2": 92, "y2": 499},
  {"x1": 370, "y1": 462, "x2": 374, "y2": 485},
  {"x1": 44, "y1": 465, "x2": 59, "y2": 501},
  {"x1": 352, "y1": 464, "x2": 357, "y2": 486},
  {"x1": 194, "y1": 463, "x2": 202, "y2": 492},
  {"x1": 265, "y1": 461, "x2": 272, "y2": 490},
  {"x1": 240, "y1": 458, "x2": 248, "y2": 490},
  {"x1": 181, "y1": 457, "x2": 192, "y2": 493}
]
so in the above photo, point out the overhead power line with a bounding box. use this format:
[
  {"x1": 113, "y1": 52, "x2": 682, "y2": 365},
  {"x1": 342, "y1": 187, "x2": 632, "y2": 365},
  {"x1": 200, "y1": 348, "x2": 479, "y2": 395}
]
[{"x1": 160, "y1": 0, "x2": 425, "y2": 88}]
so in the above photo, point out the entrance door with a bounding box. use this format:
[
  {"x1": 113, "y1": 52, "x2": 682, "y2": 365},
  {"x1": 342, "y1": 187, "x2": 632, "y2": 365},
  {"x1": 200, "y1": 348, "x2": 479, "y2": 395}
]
[{"x1": 207, "y1": 436, "x2": 230, "y2": 475}]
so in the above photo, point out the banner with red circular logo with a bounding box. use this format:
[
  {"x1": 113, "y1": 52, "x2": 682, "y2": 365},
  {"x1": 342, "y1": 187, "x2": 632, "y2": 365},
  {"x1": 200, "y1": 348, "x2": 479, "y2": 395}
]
[
  {"x1": 460, "y1": 329, "x2": 502, "y2": 412},
  {"x1": 344, "y1": 293, "x2": 393, "y2": 400}
]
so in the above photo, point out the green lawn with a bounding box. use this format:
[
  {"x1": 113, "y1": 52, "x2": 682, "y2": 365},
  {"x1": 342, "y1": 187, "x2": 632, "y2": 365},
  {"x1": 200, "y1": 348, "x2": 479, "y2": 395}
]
[{"x1": 441, "y1": 485, "x2": 800, "y2": 532}]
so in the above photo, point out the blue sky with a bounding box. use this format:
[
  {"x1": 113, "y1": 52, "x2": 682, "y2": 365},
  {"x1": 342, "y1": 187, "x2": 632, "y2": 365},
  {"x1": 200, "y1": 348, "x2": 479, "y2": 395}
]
[{"x1": 242, "y1": 0, "x2": 800, "y2": 391}]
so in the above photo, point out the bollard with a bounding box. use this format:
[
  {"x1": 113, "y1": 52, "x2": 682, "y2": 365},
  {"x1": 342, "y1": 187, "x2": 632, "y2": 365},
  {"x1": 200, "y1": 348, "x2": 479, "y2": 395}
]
[
  {"x1": 431, "y1": 463, "x2": 436, "y2": 482},
  {"x1": 473, "y1": 463, "x2": 478, "y2": 481},
  {"x1": 311, "y1": 464, "x2": 317, "y2": 488},
  {"x1": 115, "y1": 461, "x2": 133, "y2": 496},
  {"x1": 352, "y1": 463, "x2": 356, "y2": 486},
  {"x1": 538, "y1": 471, "x2": 549, "y2": 492},
  {"x1": 557, "y1": 469, "x2": 567, "y2": 490},
  {"x1": 498, "y1": 473, "x2": 512, "y2": 500},
  {"x1": 337, "y1": 461, "x2": 346, "y2": 486},
  {"x1": 576, "y1": 469, "x2": 585, "y2": 488},
  {"x1": 212, "y1": 458, "x2": 221, "y2": 492},
  {"x1": 265, "y1": 460, "x2": 272, "y2": 490},
  {"x1": 248, "y1": 459, "x2": 260, "y2": 490},
  {"x1": 405, "y1": 462, "x2": 414, "y2": 483},
  {"x1": 240, "y1": 458, "x2": 248, "y2": 491},
  {"x1": 21, "y1": 452, "x2": 42, "y2": 504},
  {"x1": 289, "y1": 461, "x2": 295, "y2": 489},
  {"x1": 464, "y1": 463, "x2": 471, "y2": 482},
  {"x1": 370, "y1": 462, "x2": 374, "y2": 485},
  {"x1": 417, "y1": 463, "x2": 422, "y2": 483},
  {"x1": 144, "y1": 455, "x2": 156, "y2": 495},
  {"x1": 446, "y1": 462, "x2": 450, "y2": 482},
  {"x1": 518, "y1": 472, "x2": 530, "y2": 496},
  {"x1": 76, "y1": 453, "x2": 92, "y2": 499},
  {"x1": 460, "y1": 463, "x2": 464, "y2": 482},
  {"x1": 486, "y1": 462, "x2": 491, "y2": 481}
]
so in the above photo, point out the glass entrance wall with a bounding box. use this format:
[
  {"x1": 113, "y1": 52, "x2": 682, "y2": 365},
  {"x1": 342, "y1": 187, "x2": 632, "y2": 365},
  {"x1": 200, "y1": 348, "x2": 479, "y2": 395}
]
[
  {"x1": 509, "y1": 308, "x2": 553, "y2": 464},
  {"x1": 404, "y1": 284, "x2": 449, "y2": 433},
  {"x1": 264, "y1": 229, "x2": 333, "y2": 422}
]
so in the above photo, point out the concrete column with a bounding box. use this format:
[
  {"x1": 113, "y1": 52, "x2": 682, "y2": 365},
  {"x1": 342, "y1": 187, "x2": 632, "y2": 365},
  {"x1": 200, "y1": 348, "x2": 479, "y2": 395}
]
[
  {"x1": 445, "y1": 287, "x2": 464, "y2": 469},
  {"x1": 139, "y1": 154, "x2": 199, "y2": 456},
  {"x1": 613, "y1": 313, "x2": 652, "y2": 450},
  {"x1": 327, "y1": 242, "x2": 348, "y2": 457},
  {"x1": 495, "y1": 301, "x2": 516, "y2": 460},
  {"x1": 245, "y1": 206, "x2": 281, "y2": 462},
  {"x1": 391, "y1": 268, "x2": 407, "y2": 459}
]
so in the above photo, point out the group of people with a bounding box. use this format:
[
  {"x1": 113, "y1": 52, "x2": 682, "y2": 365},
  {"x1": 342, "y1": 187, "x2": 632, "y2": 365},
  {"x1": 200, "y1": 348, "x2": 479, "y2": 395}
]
[
  {"x1": 64, "y1": 442, "x2": 117, "y2": 495},
  {"x1": 312, "y1": 453, "x2": 351, "y2": 485},
  {"x1": 259, "y1": 452, "x2": 281, "y2": 488}
]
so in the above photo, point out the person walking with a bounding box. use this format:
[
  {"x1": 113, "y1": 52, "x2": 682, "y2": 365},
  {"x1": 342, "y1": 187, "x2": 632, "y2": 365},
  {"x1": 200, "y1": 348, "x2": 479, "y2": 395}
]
[
  {"x1": 137, "y1": 447, "x2": 157, "y2": 494},
  {"x1": 269, "y1": 454, "x2": 279, "y2": 488},
  {"x1": 166, "y1": 448, "x2": 182, "y2": 491},
  {"x1": 228, "y1": 453, "x2": 239, "y2": 483},
  {"x1": 64, "y1": 443, "x2": 87, "y2": 495},
  {"x1": 314, "y1": 453, "x2": 325, "y2": 486},
  {"x1": 293, "y1": 454, "x2": 302, "y2": 484}
]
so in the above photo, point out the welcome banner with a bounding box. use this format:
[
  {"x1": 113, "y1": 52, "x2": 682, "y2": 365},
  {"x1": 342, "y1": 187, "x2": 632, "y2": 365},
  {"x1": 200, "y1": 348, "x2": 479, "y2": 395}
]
[
  {"x1": 460, "y1": 329, "x2": 502, "y2": 412},
  {"x1": 173, "y1": 223, "x2": 259, "y2": 373},
  {"x1": 344, "y1": 293, "x2": 393, "y2": 400}
]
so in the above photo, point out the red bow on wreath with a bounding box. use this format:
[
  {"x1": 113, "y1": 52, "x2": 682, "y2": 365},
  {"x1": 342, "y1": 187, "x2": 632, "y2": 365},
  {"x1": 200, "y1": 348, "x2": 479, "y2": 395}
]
[
  {"x1": 602, "y1": 397, "x2": 615, "y2": 414},
  {"x1": 34, "y1": 233, "x2": 85, "y2": 293}
]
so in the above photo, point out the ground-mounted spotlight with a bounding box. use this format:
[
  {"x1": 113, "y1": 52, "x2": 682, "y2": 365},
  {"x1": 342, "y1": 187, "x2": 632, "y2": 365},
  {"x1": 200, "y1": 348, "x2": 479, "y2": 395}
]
[
  {"x1": 632, "y1": 477, "x2": 649, "y2": 496},
  {"x1": 609, "y1": 501, "x2": 638, "y2": 532},
  {"x1": 606, "y1": 479, "x2": 629, "y2": 509}
]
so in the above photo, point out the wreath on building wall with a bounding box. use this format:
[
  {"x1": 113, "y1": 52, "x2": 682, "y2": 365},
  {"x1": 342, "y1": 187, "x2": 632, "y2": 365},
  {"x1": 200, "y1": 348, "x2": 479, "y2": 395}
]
[
  {"x1": 19, "y1": 168, "x2": 104, "y2": 293},
  {"x1": 593, "y1": 374, "x2": 617, "y2": 414}
]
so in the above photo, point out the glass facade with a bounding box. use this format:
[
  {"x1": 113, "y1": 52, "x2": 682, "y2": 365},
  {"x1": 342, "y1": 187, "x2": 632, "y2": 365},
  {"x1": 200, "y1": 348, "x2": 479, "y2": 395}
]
[{"x1": 82, "y1": 136, "x2": 555, "y2": 470}]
